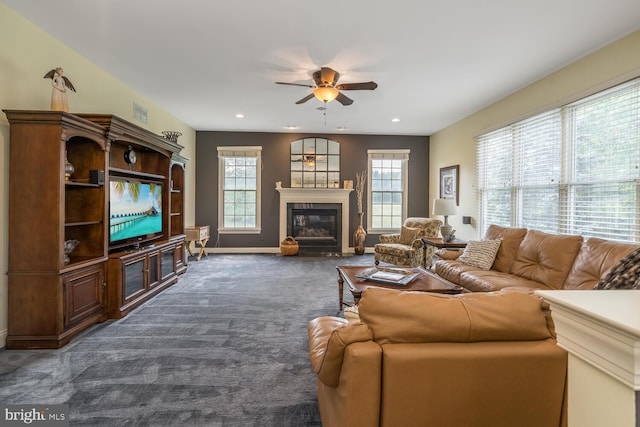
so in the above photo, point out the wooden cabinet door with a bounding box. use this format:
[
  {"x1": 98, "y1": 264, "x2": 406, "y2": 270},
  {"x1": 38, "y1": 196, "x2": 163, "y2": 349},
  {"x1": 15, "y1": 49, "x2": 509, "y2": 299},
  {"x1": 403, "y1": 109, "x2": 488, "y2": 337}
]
[{"x1": 63, "y1": 264, "x2": 106, "y2": 328}]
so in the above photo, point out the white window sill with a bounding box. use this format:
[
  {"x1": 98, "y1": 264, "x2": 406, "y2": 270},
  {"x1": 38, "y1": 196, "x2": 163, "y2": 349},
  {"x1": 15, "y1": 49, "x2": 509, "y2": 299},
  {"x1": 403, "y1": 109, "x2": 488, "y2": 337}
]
[{"x1": 218, "y1": 228, "x2": 261, "y2": 235}]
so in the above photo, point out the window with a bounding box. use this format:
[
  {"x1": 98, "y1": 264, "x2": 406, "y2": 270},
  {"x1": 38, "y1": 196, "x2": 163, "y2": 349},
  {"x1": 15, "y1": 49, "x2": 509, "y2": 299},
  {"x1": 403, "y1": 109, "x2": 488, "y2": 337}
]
[
  {"x1": 217, "y1": 146, "x2": 262, "y2": 233},
  {"x1": 477, "y1": 77, "x2": 640, "y2": 242},
  {"x1": 368, "y1": 149, "x2": 409, "y2": 232},
  {"x1": 290, "y1": 138, "x2": 340, "y2": 188}
]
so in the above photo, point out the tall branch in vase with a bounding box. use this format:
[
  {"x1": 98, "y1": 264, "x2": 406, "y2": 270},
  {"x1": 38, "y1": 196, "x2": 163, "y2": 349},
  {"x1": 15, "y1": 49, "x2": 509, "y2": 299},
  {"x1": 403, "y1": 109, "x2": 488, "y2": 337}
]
[
  {"x1": 355, "y1": 170, "x2": 367, "y2": 214},
  {"x1": 353, "y1": 170, "x2": 367, "y2": 255}
]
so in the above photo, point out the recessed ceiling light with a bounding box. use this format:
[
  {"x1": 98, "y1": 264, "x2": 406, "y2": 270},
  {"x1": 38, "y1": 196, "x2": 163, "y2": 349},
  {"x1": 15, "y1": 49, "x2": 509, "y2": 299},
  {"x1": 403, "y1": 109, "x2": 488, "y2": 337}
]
[
  {"x1": 336, "y1": 126, "x2": 347, "y2": 131},
  {"x1": 391, "y1": 118, "x2": 400, "y2": 122},
  {"x1": 235, "y1": 113, "x2": 245, "y2": 119},
  {"x1": 285, "y1": 125, "x2": 298, "y2": 130}
]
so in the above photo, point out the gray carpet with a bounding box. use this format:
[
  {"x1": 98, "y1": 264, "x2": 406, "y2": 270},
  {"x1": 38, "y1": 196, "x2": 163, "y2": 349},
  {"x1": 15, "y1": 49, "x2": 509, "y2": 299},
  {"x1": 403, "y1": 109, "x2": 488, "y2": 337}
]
[{"x1": 0, "y1": 253, "x2": 372, "y2": 426}]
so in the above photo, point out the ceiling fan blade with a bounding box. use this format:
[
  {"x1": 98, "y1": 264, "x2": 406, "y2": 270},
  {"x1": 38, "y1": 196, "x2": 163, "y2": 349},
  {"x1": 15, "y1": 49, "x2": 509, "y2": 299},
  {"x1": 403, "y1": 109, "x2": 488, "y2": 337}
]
[
  {"x1": 335, "y1": 92, "x2": 354, "y2": 106},
  {"x1": 276, "y1": 82, "x2": 315, "y2": 88},
  {"x1": 295, "y1": 93, "x2": 315, "y2": 104},
  {"x1": 336, "y1": 81, "x2": 378, "y2": 91},
  {"x1": 312, "y1": 70, "x2": 323, "y2": 87}
]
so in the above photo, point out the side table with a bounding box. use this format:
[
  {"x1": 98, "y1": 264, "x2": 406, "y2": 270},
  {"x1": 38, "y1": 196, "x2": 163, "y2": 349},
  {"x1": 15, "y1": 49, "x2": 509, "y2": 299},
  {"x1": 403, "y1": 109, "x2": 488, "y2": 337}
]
[
  {"x1": 185, "y1": 225, "x2": 210, "y2": 261},
  {"x1": 421, "y1": 237, "x2": 468, "y2": 267}
]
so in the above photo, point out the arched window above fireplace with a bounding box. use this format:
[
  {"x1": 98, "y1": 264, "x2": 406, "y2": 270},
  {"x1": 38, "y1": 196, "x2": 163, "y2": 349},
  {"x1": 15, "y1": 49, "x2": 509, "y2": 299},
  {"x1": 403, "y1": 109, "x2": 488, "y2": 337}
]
[{"x1": 290, "y1": 138, "x2": 340, "y2": 188}]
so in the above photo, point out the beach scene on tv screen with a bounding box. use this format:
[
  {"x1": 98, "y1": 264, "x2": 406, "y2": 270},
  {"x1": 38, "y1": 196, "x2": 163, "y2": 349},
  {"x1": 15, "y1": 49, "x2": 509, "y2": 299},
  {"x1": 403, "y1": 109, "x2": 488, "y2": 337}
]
[{"x1": 110, "y1": 181, "x2": 162, "y2": 242}]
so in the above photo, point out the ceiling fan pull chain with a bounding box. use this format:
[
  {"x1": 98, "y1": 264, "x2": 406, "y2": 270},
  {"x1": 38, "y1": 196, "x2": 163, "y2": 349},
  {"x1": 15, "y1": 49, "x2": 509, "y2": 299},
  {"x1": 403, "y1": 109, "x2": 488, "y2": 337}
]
[{"x1": 324, "y1": 101, "x2": 328, "y2": 125}]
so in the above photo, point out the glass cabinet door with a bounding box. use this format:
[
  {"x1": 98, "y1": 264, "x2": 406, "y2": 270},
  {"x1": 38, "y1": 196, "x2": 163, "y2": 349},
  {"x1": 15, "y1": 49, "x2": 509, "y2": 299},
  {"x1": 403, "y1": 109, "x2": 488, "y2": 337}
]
[
  {"x1": 124, "y1": 259, "x2": 145, "y2": 299},
  {"x1": 161, "y1": 249, "x2": 174, "y2": 279}
]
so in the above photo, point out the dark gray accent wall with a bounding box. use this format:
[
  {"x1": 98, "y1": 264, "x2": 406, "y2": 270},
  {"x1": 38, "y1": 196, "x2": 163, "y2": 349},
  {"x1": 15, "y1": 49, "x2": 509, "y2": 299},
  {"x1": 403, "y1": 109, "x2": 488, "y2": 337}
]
[{"x1": 196, "y1": 131, "x2": 430, "y2": 248}]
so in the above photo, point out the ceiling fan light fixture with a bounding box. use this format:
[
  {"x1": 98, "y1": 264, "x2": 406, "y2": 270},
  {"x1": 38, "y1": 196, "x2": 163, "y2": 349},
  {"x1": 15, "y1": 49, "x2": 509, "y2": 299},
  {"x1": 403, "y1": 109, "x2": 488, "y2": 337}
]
[{"x1": 313, "y1": 87, "x2": 339, "y2": 103}]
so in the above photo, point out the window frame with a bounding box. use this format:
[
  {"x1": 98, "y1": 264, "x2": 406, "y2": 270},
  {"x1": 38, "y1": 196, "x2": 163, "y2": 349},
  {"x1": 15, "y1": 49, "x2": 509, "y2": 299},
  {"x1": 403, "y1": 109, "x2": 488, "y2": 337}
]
[
  {"x1": 476, "y1": 77, "x2": 640, "y2": 243},
  {"x1": 290, "y1": 137, "x2": 341, "y2": 188},
  {"x1": 367, "y1": 149, "x2": 410, "y2": 234},
  {"x1": 217, "y1": 146, "x2": 262, "y2": 234}
]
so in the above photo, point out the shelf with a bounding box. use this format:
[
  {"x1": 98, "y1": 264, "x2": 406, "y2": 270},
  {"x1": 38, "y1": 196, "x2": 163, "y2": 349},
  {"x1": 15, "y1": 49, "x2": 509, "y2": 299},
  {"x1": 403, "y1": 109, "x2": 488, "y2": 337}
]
[
  {"x1": 109, "y1": 167, "x2": 166, "y2": 180},
  {"x1": 65, "y1": 221, "x2": 102, "y2": 227},
  {"x1": 61, "y1": 256, "x2": 109, "y2": 273},
  {"x1": 65, "y1": 181, "x2": 102, "y2": 188}
]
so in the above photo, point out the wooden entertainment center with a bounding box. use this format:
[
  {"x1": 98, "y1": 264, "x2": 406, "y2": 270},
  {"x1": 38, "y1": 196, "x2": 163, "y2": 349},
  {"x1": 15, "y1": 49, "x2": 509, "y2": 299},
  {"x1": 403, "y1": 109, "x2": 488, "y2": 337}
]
[{"x1": 4, "y1": 110, "x2": 188, "y2": 349}]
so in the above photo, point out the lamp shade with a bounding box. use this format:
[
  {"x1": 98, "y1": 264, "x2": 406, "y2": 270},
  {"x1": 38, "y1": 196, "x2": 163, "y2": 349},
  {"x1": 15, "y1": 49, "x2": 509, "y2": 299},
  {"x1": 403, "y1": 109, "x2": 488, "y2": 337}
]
[
  {"x1": 432, "y1": 198, "x2": 456, "y2": 216},
  {"x1": 313, "y1": 87, "x2": 339, "y2": 103}
]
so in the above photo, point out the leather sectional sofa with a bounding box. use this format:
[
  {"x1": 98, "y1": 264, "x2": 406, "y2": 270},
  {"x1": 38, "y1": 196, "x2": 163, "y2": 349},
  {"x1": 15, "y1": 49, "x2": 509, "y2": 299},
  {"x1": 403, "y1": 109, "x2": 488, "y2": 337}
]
[
  {"x1": 433, "y1": 224, "x2": 639, "y2": 293},
  {"x1": 307, "y1": 225, "x2": 638, "y2": 426}
]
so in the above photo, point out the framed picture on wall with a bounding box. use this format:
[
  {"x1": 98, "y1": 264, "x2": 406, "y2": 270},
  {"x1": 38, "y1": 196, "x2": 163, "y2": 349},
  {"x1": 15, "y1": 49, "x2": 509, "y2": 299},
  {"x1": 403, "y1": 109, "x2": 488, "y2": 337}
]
[{"x1": 439, "y1": 165, "x2": 459, "y2": 206}]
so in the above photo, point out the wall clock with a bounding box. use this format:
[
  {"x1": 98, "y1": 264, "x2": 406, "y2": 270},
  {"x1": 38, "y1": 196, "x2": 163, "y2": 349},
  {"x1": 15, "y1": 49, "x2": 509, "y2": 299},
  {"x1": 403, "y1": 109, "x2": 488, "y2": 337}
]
[{"x1": 124, "y1": 145, "x2": 137, "y2": 165}]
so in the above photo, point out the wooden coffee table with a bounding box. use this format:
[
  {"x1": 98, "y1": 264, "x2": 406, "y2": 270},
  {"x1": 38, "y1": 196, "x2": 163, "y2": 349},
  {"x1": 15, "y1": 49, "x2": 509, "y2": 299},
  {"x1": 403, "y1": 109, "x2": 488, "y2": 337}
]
[{"x1": 336, "y1": 265, "x2": 464, "y2": 310}]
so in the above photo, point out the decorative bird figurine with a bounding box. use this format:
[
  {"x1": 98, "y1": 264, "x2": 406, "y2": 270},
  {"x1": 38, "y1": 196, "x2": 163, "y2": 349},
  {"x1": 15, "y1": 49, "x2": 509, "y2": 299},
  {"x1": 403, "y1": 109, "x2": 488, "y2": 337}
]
[{"x1": 43, "y1": 67, "x2": 76, "y2": 112}]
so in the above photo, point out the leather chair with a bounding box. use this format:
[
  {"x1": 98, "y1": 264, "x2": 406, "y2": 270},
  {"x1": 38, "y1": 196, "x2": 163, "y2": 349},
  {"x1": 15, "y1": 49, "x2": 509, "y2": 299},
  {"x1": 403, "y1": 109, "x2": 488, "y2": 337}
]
[
  {"x1": 374, "y1": 217, "x2": 442, "y2": 267},
  {"x1": 308, "y1": 288, "x2": 568, "y2": 427}
]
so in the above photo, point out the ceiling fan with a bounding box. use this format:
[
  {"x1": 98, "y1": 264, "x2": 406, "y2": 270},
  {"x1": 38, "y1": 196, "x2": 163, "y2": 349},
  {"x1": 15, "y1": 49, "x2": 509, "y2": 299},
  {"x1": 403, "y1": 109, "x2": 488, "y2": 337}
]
[
  {"x1": 291, "y1": 154, "x2": 327, "y2": 166},
  {"x1": 276, "y1": 67, "x2": 378, "y2": 106}
]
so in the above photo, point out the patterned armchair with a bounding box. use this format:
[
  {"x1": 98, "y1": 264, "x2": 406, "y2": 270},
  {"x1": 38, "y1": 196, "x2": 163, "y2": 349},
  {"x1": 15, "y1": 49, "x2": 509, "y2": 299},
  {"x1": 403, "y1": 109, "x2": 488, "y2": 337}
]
[{"x1": 374, "y1": 217, "x2": 442, "y2": 267}]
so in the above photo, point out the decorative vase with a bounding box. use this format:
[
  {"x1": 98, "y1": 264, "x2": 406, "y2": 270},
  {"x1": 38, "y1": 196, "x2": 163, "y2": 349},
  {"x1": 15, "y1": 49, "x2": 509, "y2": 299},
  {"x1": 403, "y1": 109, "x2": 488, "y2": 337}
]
[
  {"x1": 353, "y1": 212, "x2": 366, "y2": 255},
  {"x1": 63, "y1": 239, "x2": 79, "y2": 264},
  {"x1": 64, "y1": 151, "x2": 74, "y2": 181}
]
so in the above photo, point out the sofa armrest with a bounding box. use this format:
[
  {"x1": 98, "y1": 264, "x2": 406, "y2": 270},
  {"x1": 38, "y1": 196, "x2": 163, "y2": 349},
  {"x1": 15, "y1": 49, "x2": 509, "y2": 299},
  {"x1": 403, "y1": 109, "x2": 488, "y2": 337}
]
[
  {"x1": 435, "y1": 248, "x2": 463, "y2": 260},
  {"x1": 410, "y1": 238, "x2": 424, "y2": 250},
  {"x1": 316, "y1": 341, "x2": 383, "y2": 427},
  {"x1": 379, "y1": 233, "x2": 401, "y2": 243},
  {"x1": 308, "y1": 317, "x2": 374, "y2": 387}
]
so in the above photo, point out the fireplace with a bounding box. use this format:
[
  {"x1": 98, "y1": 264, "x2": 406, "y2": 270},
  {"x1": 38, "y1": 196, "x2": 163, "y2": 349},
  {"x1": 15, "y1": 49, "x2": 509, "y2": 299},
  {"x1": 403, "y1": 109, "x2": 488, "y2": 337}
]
[
  {"x1": 287, "y1": 204, "x2": 341, "y2": 253},
  {"x1": 277, "y1": 188, "x2": 353, "y2": 254}
]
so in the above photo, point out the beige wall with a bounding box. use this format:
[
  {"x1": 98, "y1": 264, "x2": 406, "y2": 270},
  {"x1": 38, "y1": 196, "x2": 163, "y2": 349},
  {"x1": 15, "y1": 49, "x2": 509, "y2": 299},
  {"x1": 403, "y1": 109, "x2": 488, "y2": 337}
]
[
  {"x1": 0, "y1": 4, "x2": 196, "y2": 347},
  {"x1": 430, "y1": 30, "x2": 640, "y2": 241}
]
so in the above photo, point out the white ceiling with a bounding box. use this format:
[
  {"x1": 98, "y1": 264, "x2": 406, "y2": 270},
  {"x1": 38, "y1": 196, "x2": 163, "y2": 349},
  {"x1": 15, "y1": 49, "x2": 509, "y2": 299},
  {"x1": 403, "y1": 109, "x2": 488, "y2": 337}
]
[{"x1": 3, "y1": 0, "x2": 640, "y2": 135}]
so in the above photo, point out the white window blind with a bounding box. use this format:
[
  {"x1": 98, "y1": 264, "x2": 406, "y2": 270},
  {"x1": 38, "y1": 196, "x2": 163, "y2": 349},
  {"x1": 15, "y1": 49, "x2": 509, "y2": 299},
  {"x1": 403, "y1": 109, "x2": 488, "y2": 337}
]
[
  {"x1": 217, "y1": 146, "x2": 262, "y2": 233},
  {"x1": 476, "y1": 77, "x2": 640, "y2": 242}
]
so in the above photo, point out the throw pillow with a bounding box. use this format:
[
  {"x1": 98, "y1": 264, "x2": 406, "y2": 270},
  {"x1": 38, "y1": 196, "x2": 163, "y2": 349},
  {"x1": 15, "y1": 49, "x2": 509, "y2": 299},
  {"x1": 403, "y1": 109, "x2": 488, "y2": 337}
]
[
  {"x1": 399, "y1": 226, "x2": 419, "y2": 245},
  {"x1": 457, "y1": 239, "x2": 502, "y2": 270},
  {"x1": 594, "y1": 247, "x2": 640, "y2": 289}
]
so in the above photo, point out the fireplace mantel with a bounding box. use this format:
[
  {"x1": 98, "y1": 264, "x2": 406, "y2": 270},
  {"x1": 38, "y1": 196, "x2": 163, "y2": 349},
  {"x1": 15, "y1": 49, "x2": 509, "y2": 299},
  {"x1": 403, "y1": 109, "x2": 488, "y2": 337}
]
[{"x1": 277, "y1": 188, "x2": 353, "y2": 253}]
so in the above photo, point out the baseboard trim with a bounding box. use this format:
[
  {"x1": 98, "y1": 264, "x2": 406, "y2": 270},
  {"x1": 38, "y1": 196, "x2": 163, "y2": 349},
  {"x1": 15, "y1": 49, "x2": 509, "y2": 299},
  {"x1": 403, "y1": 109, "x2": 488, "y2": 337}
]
[
  {"x1": 203, "y1": 247, "x2": 374, "y2": 254},
  {"x1": 0, "y1": 328, "x2": 7, "y2": 349}
]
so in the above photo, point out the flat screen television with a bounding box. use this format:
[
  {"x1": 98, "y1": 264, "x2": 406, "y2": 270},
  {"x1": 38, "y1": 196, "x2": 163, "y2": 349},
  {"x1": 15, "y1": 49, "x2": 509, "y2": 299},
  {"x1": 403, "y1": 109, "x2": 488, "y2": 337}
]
[{"x1": 109, "y1": 178, "x2": 163, "y2": 248}]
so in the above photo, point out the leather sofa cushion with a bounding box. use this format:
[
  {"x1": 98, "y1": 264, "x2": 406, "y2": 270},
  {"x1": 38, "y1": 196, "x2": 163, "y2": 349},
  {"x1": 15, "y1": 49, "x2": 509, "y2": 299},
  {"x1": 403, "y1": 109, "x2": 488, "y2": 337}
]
[
  {"x1": 510, "y1": 230, "x2": 583, "y2": 289},
  {"x1": 483, "y1": 224, "x2": 527, "y2": 273},
  {"x1": 358, "y1": 288, "x2": 552, "y2": 345},
  {"x1": 564, "y1": 238, "x2": 639, "y2": 290},
  {"x1": 308, "y1": 317, "x2": 373, "y2": 387},
  {"x1": 460, "y1": 269, "x2": 552, "y2": 292},
  {"x1": 433, "y1": 259, "x2": 478, "y2": 284}
]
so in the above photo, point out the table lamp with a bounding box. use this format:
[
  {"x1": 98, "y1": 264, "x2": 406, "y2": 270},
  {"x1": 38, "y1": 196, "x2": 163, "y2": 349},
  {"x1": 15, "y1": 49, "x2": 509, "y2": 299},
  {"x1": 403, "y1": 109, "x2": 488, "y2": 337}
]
[{"x1": 432, "y1": 198, "x2": 456, "y2": 239}]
